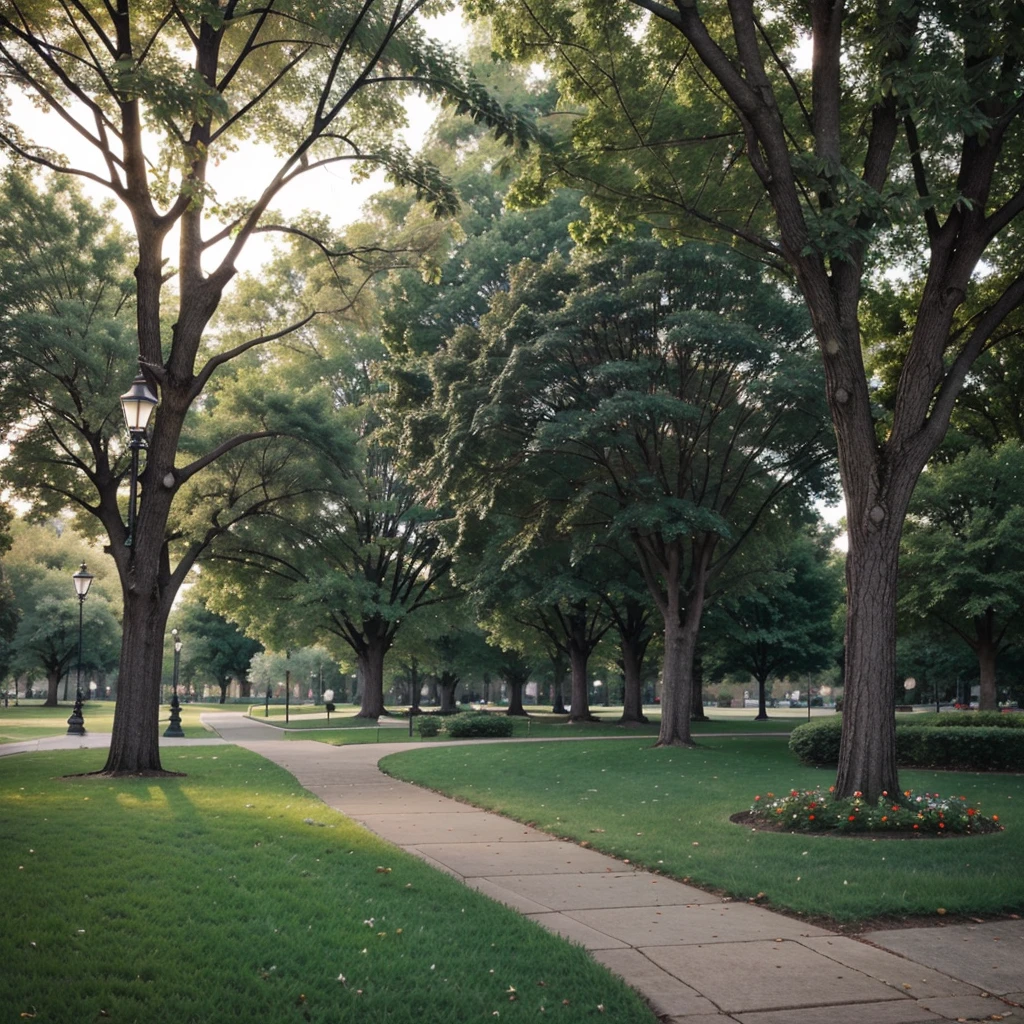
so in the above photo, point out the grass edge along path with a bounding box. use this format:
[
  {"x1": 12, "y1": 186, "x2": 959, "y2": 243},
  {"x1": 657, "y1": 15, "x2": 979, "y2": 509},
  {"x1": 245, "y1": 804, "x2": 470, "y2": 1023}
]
[
  {"x1": 0, "y1": 747, "x2": 657, "y2": 1024},
  {"x1": 379, "y1": 735, "x2": 1024, "y2": 925}
]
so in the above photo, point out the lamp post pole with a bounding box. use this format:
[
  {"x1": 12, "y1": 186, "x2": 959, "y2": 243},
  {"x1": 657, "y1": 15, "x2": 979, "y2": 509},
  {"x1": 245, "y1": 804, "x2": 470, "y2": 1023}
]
[
  {"x1": 67, "y1": 563, "x2": 94, "y2": 735},
  {"x1": 164, "y1": 629, "x2": 184, "y2": 737}
]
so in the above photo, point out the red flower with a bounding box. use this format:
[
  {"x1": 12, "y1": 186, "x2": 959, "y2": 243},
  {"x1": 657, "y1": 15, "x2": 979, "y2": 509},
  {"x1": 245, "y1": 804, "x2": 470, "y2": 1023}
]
[
  {"x1": 913, "y1": 824, "x2": 919, "y2": 830},
  {"x1": 848, "y1": 815, "x2": 856, "y2": 821},
  {"x1": 966, "y1": 808, "x2": 976, "y2": 816},
  {"x1": 808, "y1": 814, "x2": 815, "y2": 821}
]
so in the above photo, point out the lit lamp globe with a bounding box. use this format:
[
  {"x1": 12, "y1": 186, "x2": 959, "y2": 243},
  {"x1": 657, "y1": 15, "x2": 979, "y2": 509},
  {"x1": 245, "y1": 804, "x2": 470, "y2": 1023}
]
[
  {"x1": 322, "y1": 689, "x2": 336, "y2": 722},
  {"x1": 119, "y1": 373, "x2": 159, "y2": 434}
]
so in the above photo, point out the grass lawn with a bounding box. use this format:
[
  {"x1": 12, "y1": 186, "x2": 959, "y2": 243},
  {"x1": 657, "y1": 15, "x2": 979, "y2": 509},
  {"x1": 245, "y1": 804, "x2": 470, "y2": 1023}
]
[
  {"x1": 380, "y1": 736, "x2": 1024, "y2": 924},
  {"x1": 0, "y1": 748, "x2": 656, "y2": 1024},
  {"x1": 288, "y1": 708, "x2": 807, "y2": 746},
  {"x1": 0, "y1": 701, "x2": 220, "y2": 742}
]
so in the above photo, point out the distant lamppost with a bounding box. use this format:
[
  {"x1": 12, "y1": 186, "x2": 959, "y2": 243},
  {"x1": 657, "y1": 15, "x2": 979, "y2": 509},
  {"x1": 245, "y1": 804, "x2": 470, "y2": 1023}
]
[
  {"x1": 88, "y1": 681, "x2": 97, "y2": 702},
  {"x1": 593, "y1": 679, "x2": 605, "y2": 706},
  {"x1": 119, "y1": 372, "x2": 159, "y2": 548},
  {"x1": 67, "y1": 562, "x2": 94, "y2": 735},
  {"x1": 164, "y1": 628, "x2": 185, "y2": 737}
]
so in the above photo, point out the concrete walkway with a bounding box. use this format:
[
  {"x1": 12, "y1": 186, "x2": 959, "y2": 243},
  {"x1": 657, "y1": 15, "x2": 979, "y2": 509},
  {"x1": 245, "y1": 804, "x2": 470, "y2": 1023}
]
[{"x1": 200, "y1": 713, "x2": 1024, "y2": 1024}]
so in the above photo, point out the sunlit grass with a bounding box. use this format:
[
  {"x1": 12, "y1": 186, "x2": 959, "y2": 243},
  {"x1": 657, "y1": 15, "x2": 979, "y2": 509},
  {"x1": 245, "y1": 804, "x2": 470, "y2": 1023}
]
[
  {"x1": 0, "y1": 748, "x2": 656, "y2": 1024},
  {"x1": 381, "y1": 737, "x2": 1024, "y2": 923},
  {"x1": 0, "y1": 701, "x2": 222, "y2": 742}
]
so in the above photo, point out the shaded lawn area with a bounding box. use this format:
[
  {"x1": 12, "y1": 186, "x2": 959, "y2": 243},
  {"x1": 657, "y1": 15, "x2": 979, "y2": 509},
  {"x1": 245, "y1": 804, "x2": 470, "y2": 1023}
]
[
  {"x1": 0, "y1": 702, "x2": 216, "y2": 742},
  {"x1": 380, "y1": 736, "x2": 1024, "y2": 924},
  {"x1": 0, "y1": 749, "x2": 655, "y2": 1024}
]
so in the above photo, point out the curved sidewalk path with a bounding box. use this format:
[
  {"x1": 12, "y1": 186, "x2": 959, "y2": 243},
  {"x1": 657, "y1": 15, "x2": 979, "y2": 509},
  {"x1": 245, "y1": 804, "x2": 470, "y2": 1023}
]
[{"x1": 201, "y1": 713, "x2": 1024, "y2": 1024}]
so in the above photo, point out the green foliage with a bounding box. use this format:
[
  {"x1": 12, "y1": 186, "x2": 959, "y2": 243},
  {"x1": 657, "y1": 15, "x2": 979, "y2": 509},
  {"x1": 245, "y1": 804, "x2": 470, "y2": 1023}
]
[
  {"x1": 445, "y1": 711, "x2": 516, "y2": 738},
  {"x1": 414, "y1": 715, "x2": 441, "y2": 737},
  {"x1": 704, "y1": 525, "x2": 843, "y2": 692},
  {"x1": 791, "y1": 716, "x2": 1024, "y2": 771},
  {"x1": 3, "y1": 522, "x2": 120, "y2": 697},
  {"x1": 897, "y1": 725, "x2": 1024, "y2": 772},
  {"x1": 909, "y1": 711, "x2": 1024, "y2": 729},
  {"x1": 899, "y1": 441, "x2": 1024, "y2": 707}
]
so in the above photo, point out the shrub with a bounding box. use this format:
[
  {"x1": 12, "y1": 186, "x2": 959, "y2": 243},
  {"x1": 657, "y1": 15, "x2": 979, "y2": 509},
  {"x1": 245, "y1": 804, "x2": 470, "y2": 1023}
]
[
  {"x1": 789, "y1": 715, "x2": 1024, "y2": 771},
  {"x1": 788, "y1": 716, "x2": 843, "y2": 763},
  {"x1": 909, "y1": 711, "x2": 1024, "y2": 729},
  {"x1": 897, "y1": 725, "x2": 1024, "y2": 771},
  {"x1": 445, "y1": 711, "x2": 515, "y2": 739},
  {"x1": 415, "y1": 716, "x2": 441, "y2": 738}
]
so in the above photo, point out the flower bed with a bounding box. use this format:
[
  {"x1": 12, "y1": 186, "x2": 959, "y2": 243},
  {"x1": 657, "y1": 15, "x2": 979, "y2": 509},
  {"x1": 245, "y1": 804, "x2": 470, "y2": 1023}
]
[{"x1": 746, "y1": 787, "x2": 1003, "y2": 836}]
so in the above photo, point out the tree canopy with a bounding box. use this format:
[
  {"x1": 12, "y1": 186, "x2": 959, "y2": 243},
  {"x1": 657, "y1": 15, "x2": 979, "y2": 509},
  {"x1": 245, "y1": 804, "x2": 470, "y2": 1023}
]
[{"x1": 467, "y1": 0, "x2": 1024, "y2": 799}]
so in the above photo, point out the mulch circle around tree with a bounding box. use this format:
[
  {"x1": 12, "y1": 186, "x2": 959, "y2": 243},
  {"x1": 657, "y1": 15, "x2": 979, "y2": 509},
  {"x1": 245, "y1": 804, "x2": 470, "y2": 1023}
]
[{"x1": 730, "y1": 809, "x2": 1003, "y2": 838}]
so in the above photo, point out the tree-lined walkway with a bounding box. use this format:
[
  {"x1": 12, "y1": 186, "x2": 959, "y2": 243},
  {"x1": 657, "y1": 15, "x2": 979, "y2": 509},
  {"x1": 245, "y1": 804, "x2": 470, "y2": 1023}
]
[{"x1": 209, "y1": 715, "x2": 1024, "y2": 1023}]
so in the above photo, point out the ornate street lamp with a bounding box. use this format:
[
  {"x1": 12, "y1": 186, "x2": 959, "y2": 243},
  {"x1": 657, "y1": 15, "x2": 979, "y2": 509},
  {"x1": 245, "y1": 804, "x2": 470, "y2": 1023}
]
[
  {"x1": 67, "y1": 562, "x2": 94, "y2": 735},
  {"x1": 119, "y1": 372, "x2": 159, "y2": 548},
  {"x1": 164, "y1": 628, "x2": 185, "y2": 737}
]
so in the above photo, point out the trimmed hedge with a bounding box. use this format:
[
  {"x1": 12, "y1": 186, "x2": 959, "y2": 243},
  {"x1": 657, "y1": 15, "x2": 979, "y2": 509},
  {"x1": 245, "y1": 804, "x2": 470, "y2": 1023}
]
[
  {"x1": 905, "y1": 711, "x2": 1024, "y2": 729},
  {"x1": 790, "y1": 715, "x2": 1024, "y2": 772},
  {"x1": 445, "y1": 711, "x2": 515, "y2": 739},
  {"x1": 415, "y1": 716, "x2": 441, "y2": 737}
]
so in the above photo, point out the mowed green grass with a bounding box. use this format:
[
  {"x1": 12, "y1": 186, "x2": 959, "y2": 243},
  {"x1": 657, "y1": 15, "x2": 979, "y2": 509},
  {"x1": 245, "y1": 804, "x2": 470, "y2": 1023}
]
[
  {"x1": 296, "y1": 709, "x2": 805, "y2": 745},
  {"x1": 0, "y1": 701, "x2": 218, "y2": 742},
  {"x1": 380, "y1": 736, "x2": 1024, "y2": 923},
  {"x1": 0, "y1": 748, "x2": 656, "y2": 1024}
]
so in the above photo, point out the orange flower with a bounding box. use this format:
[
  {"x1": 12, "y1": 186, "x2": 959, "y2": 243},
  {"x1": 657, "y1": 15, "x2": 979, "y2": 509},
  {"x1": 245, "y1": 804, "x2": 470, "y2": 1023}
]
[{"x1": 808, "y1": 814, "x2": 815, "y2": 821}]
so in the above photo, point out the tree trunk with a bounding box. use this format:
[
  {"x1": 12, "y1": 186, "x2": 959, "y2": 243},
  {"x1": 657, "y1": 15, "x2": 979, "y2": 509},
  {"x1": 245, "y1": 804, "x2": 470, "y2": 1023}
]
[
  {"x1": 755, "y1": 673, "x2": 769, "y2": 721},
  {"x1": 834, "y1": 523, "x2": 902, "y2": 801},
  {"x1": 356, "y1": 639, "x2": 388, "y2": 718},
  {"x1": 656, "y1": 597, "x2": 698, "y2": 747},
  {"x1": 44, "y1": 670, "x2": 60, "y2": 707},
  {"x1": 976, "y1": 616, "x2": 998, "y2": 710},
  {"x1": 550, "y1": 657, "x2": 568, "y2": 714},
  {"x1": 567, "y1": 644, "x2": 596, "y2": 722},
  {"x1": 506, "y1": 679, "x2": 528, "y2": 716},
  {"x1": 619, "y1": 639, "x2": 648, "y2": 724},
  {"x1": 438, "y1": 672, "x2": 459, "y2": 714},
  {"x1": 218, "y1": 682, "x2": 228, "y2": 704},
  {"x1": 689, "y1": 651, "x2": 709, "y2": 722},
  {"x1": 101, "y1": 590, "x2": 173, "y2": 775}
]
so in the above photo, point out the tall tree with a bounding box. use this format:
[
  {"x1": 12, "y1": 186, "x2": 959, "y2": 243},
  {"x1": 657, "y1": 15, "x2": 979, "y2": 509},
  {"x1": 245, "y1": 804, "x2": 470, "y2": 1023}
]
[
  {"x1": 0, "y1": 1, "x2": 534, "y2": 774},
  {"x1": 899, "y1": 442, "x2": 1024, "y2": 710},
  {"x1": 171, "y1": 590, "x2": 263, "y2": 703},
  {"x1": 3, "y1": 522, "x2": 120, "y2": 704},
  {"x1": 474, "y1": 0, "x2": 1024, "y2": 799},
  {"x1": 203, "y1": 438, "x2": 453, "y2": 717},
  {"x1": 424, "y1": 239, "x2": 832, "y2": 745},
  {"x1": 0, "y1": 502, "x2": 17, "y2": 685},
  {"x1": 704, "y1": 524, "x2": 843, "y2": 719}
]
